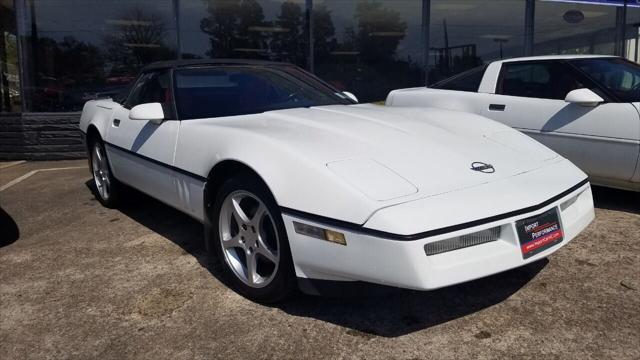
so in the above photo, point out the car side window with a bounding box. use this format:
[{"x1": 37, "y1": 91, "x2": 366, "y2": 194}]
[
  {"x1": 124, "y1": 70, "x2": 175, "y2": 119},
  {"x1": 497, "y1": 62, "x2": 585, "y2": 100},
  {"x1": 124, "y1": 73, "x2": 150, "y2": 109},
  {"x1": 570, "y1": 58, "x2": 640, "y2": 103},
  {"x1": 432, "y1": 65, "x2": 487, "y2": 92}
]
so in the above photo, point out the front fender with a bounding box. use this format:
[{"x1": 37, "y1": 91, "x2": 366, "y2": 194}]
[
  {"x1": 79, "y1": 100, "x2": 118, "y2": 140},
  {"x1": 173, "y1": 122, "x2": 380, "y2": 225}
]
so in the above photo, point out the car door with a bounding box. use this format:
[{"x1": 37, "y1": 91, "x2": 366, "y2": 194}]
[
  {"x1": 105, "y1": 69, "x2": 182, "y2": 208},
  {"x1": 631, "y1": 102, "x2": 640, "y2": 185},
  {"x1": 480, "y1": 60, "x2": 640, "y2": 185}
]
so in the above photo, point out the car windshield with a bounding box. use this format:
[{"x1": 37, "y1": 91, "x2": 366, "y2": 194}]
[
  {"x1": 174, "y1": 66, "x2": 354, "y2": 120},
  {"x1": 569, "y1": 58, "x2": 640, "y2": 103}
]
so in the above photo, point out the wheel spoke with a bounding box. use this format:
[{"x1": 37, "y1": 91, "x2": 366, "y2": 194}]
[
  {"x1": 231, "y1": 196, "x2": 250, "y2": 225},
  {"x1": 251, "y1": 203, "x2": 266, "y2": 226},
  {"x1": 93, "y1": 170, "x2": 101, "y2": 185},
  {"x1": 245, "y1": 251, "x2": 257, "y2": 285},
  {"x1": 102, "y1": 175, "x2": 110, "y2": 197},
  {"x1": 222, "y1": 234, "x2": 243, "y2": 249},
  {"x1": 257, "y1": 237, "x2": 278, "y2": 264},
  {"x1": 95, "y1": 147, "x2": 103, "y2": 164}
]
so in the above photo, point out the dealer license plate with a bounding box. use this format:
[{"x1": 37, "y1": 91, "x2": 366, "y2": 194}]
[{"x1": 516, "y1": 208, "x2": 564, "y2": 259}]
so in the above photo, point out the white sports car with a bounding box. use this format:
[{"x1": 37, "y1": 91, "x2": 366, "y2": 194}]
[
  {"x1": 80, "y1": 59, "x2": 594, "y2": 302},
  {"x1": 386, "y1": 55, "x2": 640, "y2": 192}
]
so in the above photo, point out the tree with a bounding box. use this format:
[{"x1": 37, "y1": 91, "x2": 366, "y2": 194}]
[
  {"x1": 200, "y1": 0, "x2": 268, "y2": 59},
  {"x1": 354, "y1": 1, "x2": 406, "y2": 62},
  {"x1": 34, "y1": 36, "x2": 104, "y2": 86},
  {"x1": 271, "y1": 1, "x2": 306, "y2": 66},
  {"x1": 201, "y1": 0, "x2": 240, "y2": 58},
  {"x1": 102, "y1": 7, "x2": 176, "y2": 76},
  {"x1": 312, "y1": 4, "x2": 338, "y2": 63},
  {"x1": 30, "y1": 36, "x2": 106, "y2": 111}
]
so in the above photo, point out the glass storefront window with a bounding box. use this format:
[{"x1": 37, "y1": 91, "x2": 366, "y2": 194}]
[
  {"x1": 10, "y1": 0, "x2": 640, "y2": 113},
  {"x1": 180, "y1": 0, "x2": 308, "y2": 68},
  {"x1": 626, "y1": 2, "x2": 640, "y2": 62},
  {"x1": 534, "y1": 0, "x2": 619, "y2": 56},
  {"x1": 313, "y1": 0, "x2": 424, "y2": 103},
  {"x1": 428, "y1": 0, "x2": 526, "y2": 84},
  {"x1": 21, "y1": 0, "x2": 178, "y2": 112},
  {"x1": 1, "y1": 0, "x2": 21, "y2": 112}
]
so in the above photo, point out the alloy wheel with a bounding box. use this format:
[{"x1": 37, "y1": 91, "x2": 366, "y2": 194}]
[
  {"x1": 91, "y1": 144, "x2": 110, "y2": 200},
  {"x1": 218, "y1": 190, "x2": 280, "y2": 288}
]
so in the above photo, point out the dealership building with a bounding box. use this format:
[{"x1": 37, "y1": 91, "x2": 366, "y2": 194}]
[{"x1": 0, "y1": 0, "x2": 639, "y2": 159}]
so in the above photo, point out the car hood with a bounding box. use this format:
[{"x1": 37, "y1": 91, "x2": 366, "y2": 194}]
[{"x1": 215, "y1": 104, "x2": 560, "y2": 201}]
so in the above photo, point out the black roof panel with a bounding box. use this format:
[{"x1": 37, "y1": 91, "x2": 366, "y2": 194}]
[{"x1": 142, "y1": 59, "x2": 292, "y2": 72}]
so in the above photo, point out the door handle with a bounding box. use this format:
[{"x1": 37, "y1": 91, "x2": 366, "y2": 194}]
[
  {"x1": 489, "y1": 104, "x2": 506, "y2": 111},
  {"x1": 113, "y1": 118, "x2": 121, "y2": 127}
]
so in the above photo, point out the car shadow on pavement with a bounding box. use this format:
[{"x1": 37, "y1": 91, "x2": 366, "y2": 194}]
[
  {"x1": 591, "y1": 186, "x2": 639, "y2": 214},
  {"x1": 92, "y1": 181, "x2": 548, "y2": 338},
  {"x1": 0, "y1": 206, "x2": 20, "y2": 247},
  {"x1": 276, "y1": 260, "x2": 546, "y2": 337}
]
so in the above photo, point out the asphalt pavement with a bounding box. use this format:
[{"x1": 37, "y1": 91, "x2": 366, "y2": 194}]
[{"x1": 1, "y1": 160, "x2": 638, "y2": 359}]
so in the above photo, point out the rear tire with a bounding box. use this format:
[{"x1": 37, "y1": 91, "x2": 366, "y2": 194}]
[
  {"x1": 88, "y1": 138, "x2": 123, "y2": 208},
  {"x1": 206, "y1": 174, "x2": 296, "y2": 303}
]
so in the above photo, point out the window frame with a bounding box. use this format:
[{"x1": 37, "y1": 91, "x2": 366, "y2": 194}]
[
  {"x1": 495, "y1": 59, "x2": 611, "y2": 102},
  {"x1": 123, "y1": 69, "x2": 178, "y2": 120}
]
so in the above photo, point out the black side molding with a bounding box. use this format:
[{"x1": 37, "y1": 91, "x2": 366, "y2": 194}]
[
  {"x1": 104, "y1": 142, "x2": 208, "y2": 182},
  {"x1": 281, "y1": 178, "x2": 590, "y2": 241}
]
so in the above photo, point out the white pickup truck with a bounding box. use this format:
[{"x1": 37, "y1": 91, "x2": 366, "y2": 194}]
[{"x1": 386, "y1": 55, "x2": 640, "y2": 192}]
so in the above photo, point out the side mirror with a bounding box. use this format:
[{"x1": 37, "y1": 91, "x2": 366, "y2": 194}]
[
  {"x1": 342, "y1": 91, "x2": 358, "y2": 103},
  {"x1": 130, "y1": 103, "x2": 165, "y2": 123},
  {"x1": 565, "y1": 88, "x2": 604, "y2": 107}
]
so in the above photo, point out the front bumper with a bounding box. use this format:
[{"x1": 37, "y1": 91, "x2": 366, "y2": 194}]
[{"x1": 283, "y1": 182, "x2": 594, "y2": 291}]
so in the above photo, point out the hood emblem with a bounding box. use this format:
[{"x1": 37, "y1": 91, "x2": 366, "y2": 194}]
[{"x1": 471, "y1": 162, "x2": 495, "y2": 173}]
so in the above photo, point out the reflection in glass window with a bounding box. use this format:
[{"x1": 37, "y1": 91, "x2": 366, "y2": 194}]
[
  {"x1": 313, "y1": 0, "x2": 424, "y2": 103},
  {"x1": 626, "y1": 5, "x2": 640, "y2": 62},
  {"x1": 534, "y1": 0, "x2": 618, "y2": 56},
  {"x1": 180, "y1": 0, "x2": 308, "y2": 67},
  {"x1": 22, "y1": 0, "x2": 177, "y2": 112},
  {"x1": 1, "y1": 1, "x2": 21, "y2": 112},
  {"x1": 429, "y1": 0, "x2": 525, "y2": 84}
]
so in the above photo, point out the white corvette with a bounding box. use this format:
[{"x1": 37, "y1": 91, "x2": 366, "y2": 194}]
[
  {"x1": 386, "y1": 55, "x2": 640, "y2": 192},
  {"x1": 80, "y1": 60, "x2": 594, "y2": 302}
]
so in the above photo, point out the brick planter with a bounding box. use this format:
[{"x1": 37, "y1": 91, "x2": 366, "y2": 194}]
[{"x1": 0, "y1": 112, "x2": 86, "y2": 160}]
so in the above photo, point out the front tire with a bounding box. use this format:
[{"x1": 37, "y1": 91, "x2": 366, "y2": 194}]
[
  {"x1": 89, "y1": 139, "x2": 122, "y2": 208},
  {"x1": 207, "y1": 175, "x2": 296, "y2": 303}
]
